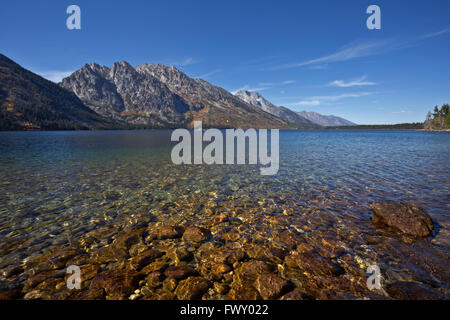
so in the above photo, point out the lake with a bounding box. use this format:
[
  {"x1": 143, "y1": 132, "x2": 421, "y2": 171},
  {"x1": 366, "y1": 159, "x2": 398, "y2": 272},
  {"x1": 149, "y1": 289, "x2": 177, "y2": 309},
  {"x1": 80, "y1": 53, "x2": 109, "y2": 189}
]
[{"x1": 0, "y1": 130, "x2": 449, "y2": 299}]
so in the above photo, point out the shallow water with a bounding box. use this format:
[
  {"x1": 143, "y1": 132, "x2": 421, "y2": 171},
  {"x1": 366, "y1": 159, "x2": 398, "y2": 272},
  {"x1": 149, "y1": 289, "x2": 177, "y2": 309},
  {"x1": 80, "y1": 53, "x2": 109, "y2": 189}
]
[{"x1": 0, "y1": 130, "x2": 449, "y2": 299}]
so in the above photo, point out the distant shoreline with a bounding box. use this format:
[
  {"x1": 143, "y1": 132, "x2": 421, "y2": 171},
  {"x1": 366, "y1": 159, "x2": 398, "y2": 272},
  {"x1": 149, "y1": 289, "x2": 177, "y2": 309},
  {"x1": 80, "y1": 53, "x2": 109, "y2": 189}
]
[
  {"x1": 417, "y1": 129, "x2": 450, "y2": 132},
  {"x1": 2, "y1": 127, "x2": 444, "y2": 133}
]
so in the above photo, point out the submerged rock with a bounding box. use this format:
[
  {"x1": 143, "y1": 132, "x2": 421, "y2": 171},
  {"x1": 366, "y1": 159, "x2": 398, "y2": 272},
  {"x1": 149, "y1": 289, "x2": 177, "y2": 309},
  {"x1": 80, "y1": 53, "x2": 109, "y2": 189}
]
[
  {"x1": 89, "y1": 270, "x2": 142, "y2": 298},
  {"x1": 0, "y1": 282, "x2": 23, "y2": 300},
  {"x1": 386, "y1": 281, "x2": 448, "y2": 300},
  {"x1": 144, "y1": 290, "x2": 176, "y2": 300},
  {"x1": 209, "y1": 247, "x2": 245, "y2": 265},
  {"x1": 228, "y1": 286, "x2": 261, "y2": 300},
  {"x1": 285, "y1": 251, "x2": 345, "y2": 277},
  {"x1": 199, "y1": 262, "x2": 231, "y2": 281},
  {"x1": 113, "y1": 227, "x2": 146, "y2": 249},
  {"x1": 73, "y1": 287, "x2": 105, "y2": 300},
  {"x1": 164, "y1": 265, "x2": 194, "y2": 280},
  {"x1": 235, "y1": 260, "x2": 274, "y2": 286},
  {"x1": 91, "y1": 245, "x2": 128, "y2": 264},
  {"x1": 141, "y1": 260, "x2": 169, "y2": 274},
  {"x1": 23, "y1": 290, "x2": 43, "y2": 300},
  {"x1": 146, "y1": 225, "x2": 185, "y2": 242},
  {"x1": 182, "y1": 226, "x2": 211, "y2": 243},
  {"x1": 254, "y1": 273, "x2": 291, "y2": 299},
  {"x1": 129, "y1": 249, "x2": 163, "y2": 271},
  {"x1": 24, "y1": 269, "x2": 66, "y2": 291},
  {"x1": 279, "y1": 289, "x2": 309, "y2": 300},
  {"x1": 146, "y1": 271, "x2": 163, "y2": 288},
  {"x1": 166, "y1": 246, "x2": 192, "y2": 264},
  {"x1": 370, "y1": 202, "x2": 434, "y2": 237},
  {"x1": 162, "y1": 278, "x2": 178, "y2": 292},
  {"x1": 275, "y1": 229, "x2": 303, "y2": 250},
  {"x1": 213, "y1": 282, "x2": 229, "y2": 295},
  {"x1": 175, "y1": 276, "x2": 211, "y2": 300},
  {"x1": 1, "y1": 265, "x2": 24, "y2": 278}
]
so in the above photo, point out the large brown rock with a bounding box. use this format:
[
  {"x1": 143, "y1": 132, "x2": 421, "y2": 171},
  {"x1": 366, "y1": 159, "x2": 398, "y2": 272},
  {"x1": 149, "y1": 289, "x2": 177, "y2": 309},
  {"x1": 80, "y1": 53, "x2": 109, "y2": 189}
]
[
  {"x1": 129, "y1": 249, "x2": 163, "y2": 271},
  {"x1": 182, "y1": 226, "x2": 211, "y2": 243},
  {"x1": 254, "y1": 274, "x2": 291, "y2": 299},
  {"x1": 91, "y1": 245, "x2": 128, "y2": 264},
  {"x1": 146, "y1": 225, "x2": 185, "y2": 242},
  {"x1": 164, "y1": 265, "x2": 194, "y2": 280},
  {"x1": 199, "y1": 262, "x2": 232, "y2": 281},
  {"x1": 371, "y1": 202, "x2": 434, "y2": 237},
  {"x1": 146, "y1": 272, "x2": 163, "y2": 288},
  {"x1": 235, "y1": 260, "x2": 274, "y2": 286},
  {"x1": 140, "y1": 260, "x2": 169, "y2": 274},
  {"x1": 175, "y1": 276, "x2": 211, "y2": 300},
  {"x1": 285, "y1": 251, "x2": 344, "y2": 277},
  {"x1": 210, "y1": 247, "x2": 246, "y2": 265},
  {"x1": 228, "y1": 286, "x2": 261, "y2": 300},
  {"x1": 89, "y1": 270, "x2": 142, "y2": 298},
  {"x1": 113, "y1": 227, "x2": 146, "y2": 249}
]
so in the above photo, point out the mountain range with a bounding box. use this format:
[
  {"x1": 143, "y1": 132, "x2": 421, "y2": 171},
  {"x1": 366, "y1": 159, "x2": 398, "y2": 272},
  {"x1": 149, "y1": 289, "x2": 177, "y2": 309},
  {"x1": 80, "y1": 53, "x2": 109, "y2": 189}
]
[
  {"x1": 60, "y1": 61, "x2": 289, "y2": 129},
  {"x1": 234, "y1": 90, "x2": 318, "y2": 127},
  {"x1": 234, "y1": 90, "x2": 356, "y2": 127},
  {"x1": 297, "y1": 111, "x2": 356, "y2": 127},
  {"x1": 1, "y1": 54, "x2": 355, "y2": 130}
]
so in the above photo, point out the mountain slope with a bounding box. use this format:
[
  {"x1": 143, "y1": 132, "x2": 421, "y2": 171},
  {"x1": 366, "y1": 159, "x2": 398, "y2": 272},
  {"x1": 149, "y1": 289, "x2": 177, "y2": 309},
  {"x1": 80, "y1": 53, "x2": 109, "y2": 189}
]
[
  {"x1": 0, "y1": 54, "x2": 121, "y2": 130},
  {"x1": 62, "y1": 62, "x2": 290, "y2": 129},
  {"x1": 297, "y1": 111, "x2": 356, "y2": 126},
  {"x1": 60, "y1": 62, "x2": 192, "y2": 127},
  {"x1": 234, "y1": 90, "x2": 318, "y2": 127}
]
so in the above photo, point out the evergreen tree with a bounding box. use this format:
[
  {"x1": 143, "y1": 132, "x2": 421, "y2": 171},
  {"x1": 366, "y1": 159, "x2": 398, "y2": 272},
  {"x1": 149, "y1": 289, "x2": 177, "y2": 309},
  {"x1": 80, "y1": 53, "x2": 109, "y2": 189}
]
[{"x1": 426, "y1": 104, "x2": 450, "y2": 130}]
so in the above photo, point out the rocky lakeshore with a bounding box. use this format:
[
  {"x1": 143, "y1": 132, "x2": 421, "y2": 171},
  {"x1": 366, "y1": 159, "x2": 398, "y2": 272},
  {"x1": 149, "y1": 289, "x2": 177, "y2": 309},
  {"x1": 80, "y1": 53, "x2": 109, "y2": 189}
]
[
  {"x1": 1, "y1": 129, "x2": 449, "y2": 301},
  {"x1": 1, "y1": 200, "x2": 448, "y2": 300}
]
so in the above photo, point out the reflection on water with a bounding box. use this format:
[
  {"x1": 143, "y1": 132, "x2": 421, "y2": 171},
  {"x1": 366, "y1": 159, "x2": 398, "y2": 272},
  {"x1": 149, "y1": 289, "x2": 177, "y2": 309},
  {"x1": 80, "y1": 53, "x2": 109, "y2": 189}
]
[{"x1": 0, "y1": 130, "x2": 449, "y2": 299}]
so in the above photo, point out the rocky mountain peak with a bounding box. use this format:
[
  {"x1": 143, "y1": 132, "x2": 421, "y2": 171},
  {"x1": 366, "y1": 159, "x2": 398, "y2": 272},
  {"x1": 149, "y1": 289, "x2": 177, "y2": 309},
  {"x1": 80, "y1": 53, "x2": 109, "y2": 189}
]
[
  {"x1": 235, "y1": 90, "x2": 277, "y2": 110},
  {"x1": 297, "y1": 111, "x2": 356, "y2": 126},
  {"x1": 136, "y1": 63, "x2": 190, "y2": 87},
  {"x1": 235, "y1": 90, "x2": 318, "y2": 127},
  {"x1": 110, "y1": 61, "x2": 137, "y2": 81}
]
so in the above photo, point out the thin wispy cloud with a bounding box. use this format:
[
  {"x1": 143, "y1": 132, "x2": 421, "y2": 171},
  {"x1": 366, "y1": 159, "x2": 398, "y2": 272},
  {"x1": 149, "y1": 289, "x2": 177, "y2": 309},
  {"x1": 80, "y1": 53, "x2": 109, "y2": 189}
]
[
  {"x1": 232, "y1": 80, "x2": 294, "y2": 94},
  {"x1": 266, "y1": 27, "x2": 449, "y2": 71},
  {"x1": 328, "y1": 75, "x2": 376, "y2": 88},
  {"x1": 295, "y1": 100, "x2": 321, "y2": 106},
  {"x1": 392, "y1": 110, "x2": 409, "y2": 114},
  {"x1": 194, "y1": 69, "x2": 222, "y2": 79},
  {"x1": 292, "y1": 92, "x2": 374, "y2": 107},
  {"x1": 266, "y1": 40, "x2": 393, "y2": 70},
  {"x1": 420, "y1": 27, "x2": 450, "y2": 39},
  {"x1": 231, "y1": 85, "x2": 268, "y2": 94},
  {"x1": 37, "y1": 70, "x2": 74, "y2": 83},
  {"x1": 312, "y1": 92, "x2": 374, "y2": 101},
  {"x1": 170, "y1": 57, "x2": 197, "y2": 67},
  {"x1": 258, "y1": 80, "x2": 295, "y2": 86}
]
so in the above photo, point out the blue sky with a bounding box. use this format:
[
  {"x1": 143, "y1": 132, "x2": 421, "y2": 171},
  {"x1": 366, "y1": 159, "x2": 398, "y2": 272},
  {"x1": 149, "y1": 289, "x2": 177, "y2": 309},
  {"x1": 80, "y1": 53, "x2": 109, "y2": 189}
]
[{"x1": 1, "y1": 0, "x2": 449, "y2": 124}]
